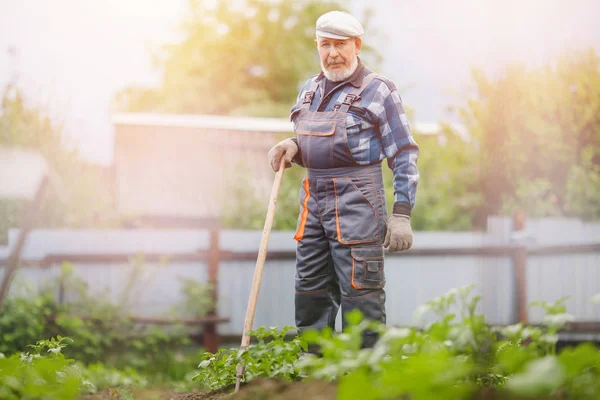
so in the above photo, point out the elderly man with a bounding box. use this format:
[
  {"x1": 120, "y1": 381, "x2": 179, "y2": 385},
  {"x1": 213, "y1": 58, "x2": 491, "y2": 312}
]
[{"x1": 268, "y1": 11, "x2": 419, "y2": 347}]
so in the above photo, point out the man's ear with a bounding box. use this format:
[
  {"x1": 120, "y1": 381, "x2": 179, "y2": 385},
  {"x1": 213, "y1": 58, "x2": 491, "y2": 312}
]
[
  {"x1": 314, "y1": 38, "x2": 319, "y2": 49},
  {"x1": 355, "y1": 37, "x2": 362, "y2": 53}
]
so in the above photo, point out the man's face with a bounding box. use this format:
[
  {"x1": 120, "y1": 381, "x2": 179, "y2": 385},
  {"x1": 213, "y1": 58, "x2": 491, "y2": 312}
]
[{"x1": 315, "y1": 36, "x2": 362, "y2": 82}]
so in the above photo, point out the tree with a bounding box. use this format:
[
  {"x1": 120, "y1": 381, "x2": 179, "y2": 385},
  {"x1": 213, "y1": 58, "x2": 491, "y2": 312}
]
[
  {"x1": 459, "y1": 49, "x2": 600, "y2": 225},
  {"x1": 114, "y1": 0, "x2": 384, "y2": 231},
  {"x1": 115, "y1": 0, "x2": 380, "y2": 118},
  {"x1": 408, "y1": 128, "x2": 483, "y2": 231}
]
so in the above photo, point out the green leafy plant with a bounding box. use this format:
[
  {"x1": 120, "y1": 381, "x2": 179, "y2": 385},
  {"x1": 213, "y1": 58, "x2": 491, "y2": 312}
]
[
  {"x1": 192, "y1": 286, "x2": 600, "y2": 399},
  {"x1": 1, "y1": 262, "x2": 195, "y2": 382},
  {"x1": 0, "y1": 336, "x2": 83, "y2": 400},
  {"x1": 0, "y1": 288, "x2": 56, "y2": 355},
  {"x1": 5, "y1": 285, "x2": 600, "y2": 398},
  {"x1": 80, "y1": 362, "x2": 147, "y2": 394},
  {"x1": 193, "y1": 326, "x2": 306, "y2": 389},
  {"x1": 529, "y1": 297, "x2": 574, "y2": 355}
]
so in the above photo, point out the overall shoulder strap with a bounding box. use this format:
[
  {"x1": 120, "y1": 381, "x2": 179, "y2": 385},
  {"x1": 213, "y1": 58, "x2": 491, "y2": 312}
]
[
  {"x1": 338, "y1": 72, "x2": 378, "y2": 113},
  {"x1": 300, "y1": 78, "x2": 320, "y2": 110}
]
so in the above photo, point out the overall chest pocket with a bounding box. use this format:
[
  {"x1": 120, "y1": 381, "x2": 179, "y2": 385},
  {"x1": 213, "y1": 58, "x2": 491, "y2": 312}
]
[
  {"x1": 332, "y1": 176, "x2": 381, "y2": 245},
  {"x1": 296, "y1": 119, "x2": 336, "y2": 136},
  {"x1": 295, "y1": 119, "x2": 337, "y2": 168}
]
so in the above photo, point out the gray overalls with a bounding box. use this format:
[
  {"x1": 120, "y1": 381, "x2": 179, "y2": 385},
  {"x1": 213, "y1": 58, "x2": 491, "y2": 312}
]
[{"x1": 293, "y1": 73, "x2": 387, "y2": 347}]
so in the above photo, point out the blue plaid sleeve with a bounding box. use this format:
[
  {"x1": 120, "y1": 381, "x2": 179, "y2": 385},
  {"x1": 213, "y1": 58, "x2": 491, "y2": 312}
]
[{"x1": 369, "y1": 81, "x2": 419, "y2": 208}]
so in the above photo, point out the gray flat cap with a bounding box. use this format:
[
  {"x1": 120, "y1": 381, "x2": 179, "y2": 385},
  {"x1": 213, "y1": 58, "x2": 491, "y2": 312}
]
[{"x1": 316, "y1": 11, "x2": 364, "y2": 40}]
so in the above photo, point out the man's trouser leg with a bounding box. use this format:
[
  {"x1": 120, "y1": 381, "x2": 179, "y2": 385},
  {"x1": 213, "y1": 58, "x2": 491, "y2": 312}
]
[
  {"x1": 294, "y1": 172, "x2": 386, "y2": 349},
  {"x1": 319, "y1": 170, "x2": 388, "y2": 348},
  {"x1": 329, "y1": 240, "x2": 386, "y2": 348},
  {"x1": 294, "y1": 179, "x2": 340, "y2": 340}
]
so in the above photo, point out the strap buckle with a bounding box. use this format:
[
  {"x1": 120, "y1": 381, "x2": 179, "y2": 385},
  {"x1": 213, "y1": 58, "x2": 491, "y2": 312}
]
[
  {"x1": 342, "y1": 94, "x2": 359, "y2": 105},
  {"x1": 303, "y1": 91, "x2": 315, "y2": 104}
]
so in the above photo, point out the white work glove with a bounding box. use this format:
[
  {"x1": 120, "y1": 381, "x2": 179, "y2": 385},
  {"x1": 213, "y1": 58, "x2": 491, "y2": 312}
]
[
  {"x1": 268, "y1": 139, "x2": 298, "y2": 172},
  {"x1": 383, "y1": 214, "x2": 413, "y2": 252}
]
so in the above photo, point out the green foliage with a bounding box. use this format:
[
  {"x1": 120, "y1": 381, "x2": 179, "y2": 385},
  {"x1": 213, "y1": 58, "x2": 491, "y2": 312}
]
[
  {"x1": 193, "y1": 286, "x2": 600, "y2": 399},
  {"x1": 221, "y1": 49, "x2": 600, "y2": 231},
  {"x1": 0, "y1": 85, "x2": 63, "y2": 154},
  {"x1": 3, "y1": 288, "x2": 600, "y2": 398},
  {"x1": 339, "y1": 344, "x2": 475, "y2": 400},
  {"x1": 221, "y1": 150, "x2": 306, "y2": 231},
  {"x1": 223, "y1": 124, "x2": 482, "y2": 233},
  {"x1": 506, "y1": 356, "x2": 566, "y2": 397},
  {"x1": 0, "y1": 263, "x2": 199, "y2": 381},
  {"x1": 0, "y1": 289, "x2": 56, "y2": 355},
  {"x1": 0, "y1": 336, "x2": 83, "y2": 400},
  {"x1": 0, "y1": 336, "x2": 153, "y2": 399},
  {"x1": 565, "y1": 146, "x2": 600, "y2": 220},
  {"x1": 171, "y1": 278, "x2": 214, "y2": 318},
  {"x1": 0, "y1": 201, "x2": 22, "y2": 245},
  {"x1": 116, "y1": 0, "x2": 379, "y2": 118},
  {"x1": 35, "y1": 263, "x2": 189, "y2": 370},
  {"x1": 0, "y1": 84, "x2": 120, "y2": 242},
  {"x1": 556, "y1": 343, "x2": 600, "y2": 398},
  {"x1": 409, "y1": 130, "x2": 483, "y2": 231},
  {"x1": 81, "y1": 362, "x2": 148, "y2": 394},
  {"x1": 460, "y1": 49, "x2": 600, "y2": 225},
  {"x1": 193, "y1": 326, "x2": 306, "y2": 389}
]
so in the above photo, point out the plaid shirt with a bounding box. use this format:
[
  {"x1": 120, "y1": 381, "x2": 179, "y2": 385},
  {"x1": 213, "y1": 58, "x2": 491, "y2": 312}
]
[{"x1": 290, "y1": 61, "x2": 419, "y2": 213}]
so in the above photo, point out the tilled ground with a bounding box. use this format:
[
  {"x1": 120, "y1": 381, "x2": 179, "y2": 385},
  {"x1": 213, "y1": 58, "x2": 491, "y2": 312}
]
[
  {"x1": 80, "y1": 379, "x2": 336, "y2": 400},
  {"x1": 80, "y1": 383, "x2": 569, "y2": 400}
]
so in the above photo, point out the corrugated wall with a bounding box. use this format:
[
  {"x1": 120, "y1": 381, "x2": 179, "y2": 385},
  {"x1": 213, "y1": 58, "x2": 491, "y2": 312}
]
[{"x1": 2, "y1": 218, "x2": 599, "y2": 336}]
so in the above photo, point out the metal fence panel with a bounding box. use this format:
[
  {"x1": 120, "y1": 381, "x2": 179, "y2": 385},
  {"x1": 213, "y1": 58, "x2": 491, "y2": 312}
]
[{"x1": 1, "y1": 222, "x2": 599, "y2": 336}]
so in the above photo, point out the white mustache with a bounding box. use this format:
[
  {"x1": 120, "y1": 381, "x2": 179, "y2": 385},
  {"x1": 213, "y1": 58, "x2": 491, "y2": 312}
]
[{"x1": 327, "y1": 59, "x2": 344, "y2": 65}]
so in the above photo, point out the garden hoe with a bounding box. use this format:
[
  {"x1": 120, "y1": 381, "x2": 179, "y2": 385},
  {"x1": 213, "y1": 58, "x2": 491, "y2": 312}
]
[{"x1": 235, "y1": 157, "x2": 287, "y2": 393}]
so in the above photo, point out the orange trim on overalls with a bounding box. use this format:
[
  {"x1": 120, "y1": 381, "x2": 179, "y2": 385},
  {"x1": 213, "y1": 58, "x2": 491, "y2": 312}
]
[
  {"x1": 351, "y1": 258, "x2": 360, "y2": 289},
  {"x1": 333, "y1": 178, "x2": 343, "y2": 243},
  {"x1": 294, "y1": 178, "x2": 311, "y2": 241},
  {"x1": 332, "y1": 177, "x2": 379, "y2": 246}
]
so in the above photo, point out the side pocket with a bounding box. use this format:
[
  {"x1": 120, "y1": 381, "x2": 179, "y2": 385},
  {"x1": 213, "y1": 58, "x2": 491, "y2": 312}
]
[{"x1": 350, "y1": 246, "x2": 385, "y2": 290}]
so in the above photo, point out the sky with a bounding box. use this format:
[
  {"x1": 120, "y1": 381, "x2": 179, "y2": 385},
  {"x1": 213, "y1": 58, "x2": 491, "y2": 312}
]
[{"x1": 1, "y1": 0, "x2": 599, "y2": 165}]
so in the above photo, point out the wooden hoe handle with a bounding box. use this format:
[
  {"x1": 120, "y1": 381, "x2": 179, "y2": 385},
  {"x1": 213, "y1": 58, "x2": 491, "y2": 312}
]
[{"x1": 235, "y1": 157, "x2": 287, "y2": 392}]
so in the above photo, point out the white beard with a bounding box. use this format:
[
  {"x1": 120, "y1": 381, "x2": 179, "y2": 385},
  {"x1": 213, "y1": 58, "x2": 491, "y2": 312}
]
[{"x1": 321, "y1": 55, "x2": 359, "y2": 82}]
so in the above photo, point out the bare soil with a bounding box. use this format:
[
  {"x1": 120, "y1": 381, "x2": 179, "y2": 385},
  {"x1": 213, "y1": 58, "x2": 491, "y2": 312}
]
[
  {"x1": 79, "y1": 379, "x2": 336, "y2": 400},
  {"x1": 80, "y1": 383, "x2": 569, "y2": 400}
]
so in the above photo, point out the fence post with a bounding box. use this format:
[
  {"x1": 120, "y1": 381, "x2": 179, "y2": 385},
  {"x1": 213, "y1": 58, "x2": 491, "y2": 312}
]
[
  {"x1": 512, "y1": 210, "x2": 528, "y2": 324},
  {"x1": 0, "y1": 176, "x2": 49, "y2": 307},
  {"x1": 514, "y1": 246, "x2": 528, "y2": 324}
]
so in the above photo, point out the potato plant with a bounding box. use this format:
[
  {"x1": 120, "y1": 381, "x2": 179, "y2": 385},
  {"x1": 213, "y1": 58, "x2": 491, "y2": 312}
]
[
  {"x1": 194, "y1": 286, "x2": 600, "y2": 399},
  {"x1": 2, "y1": 287, "x2": 599, "y2": 399}
]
